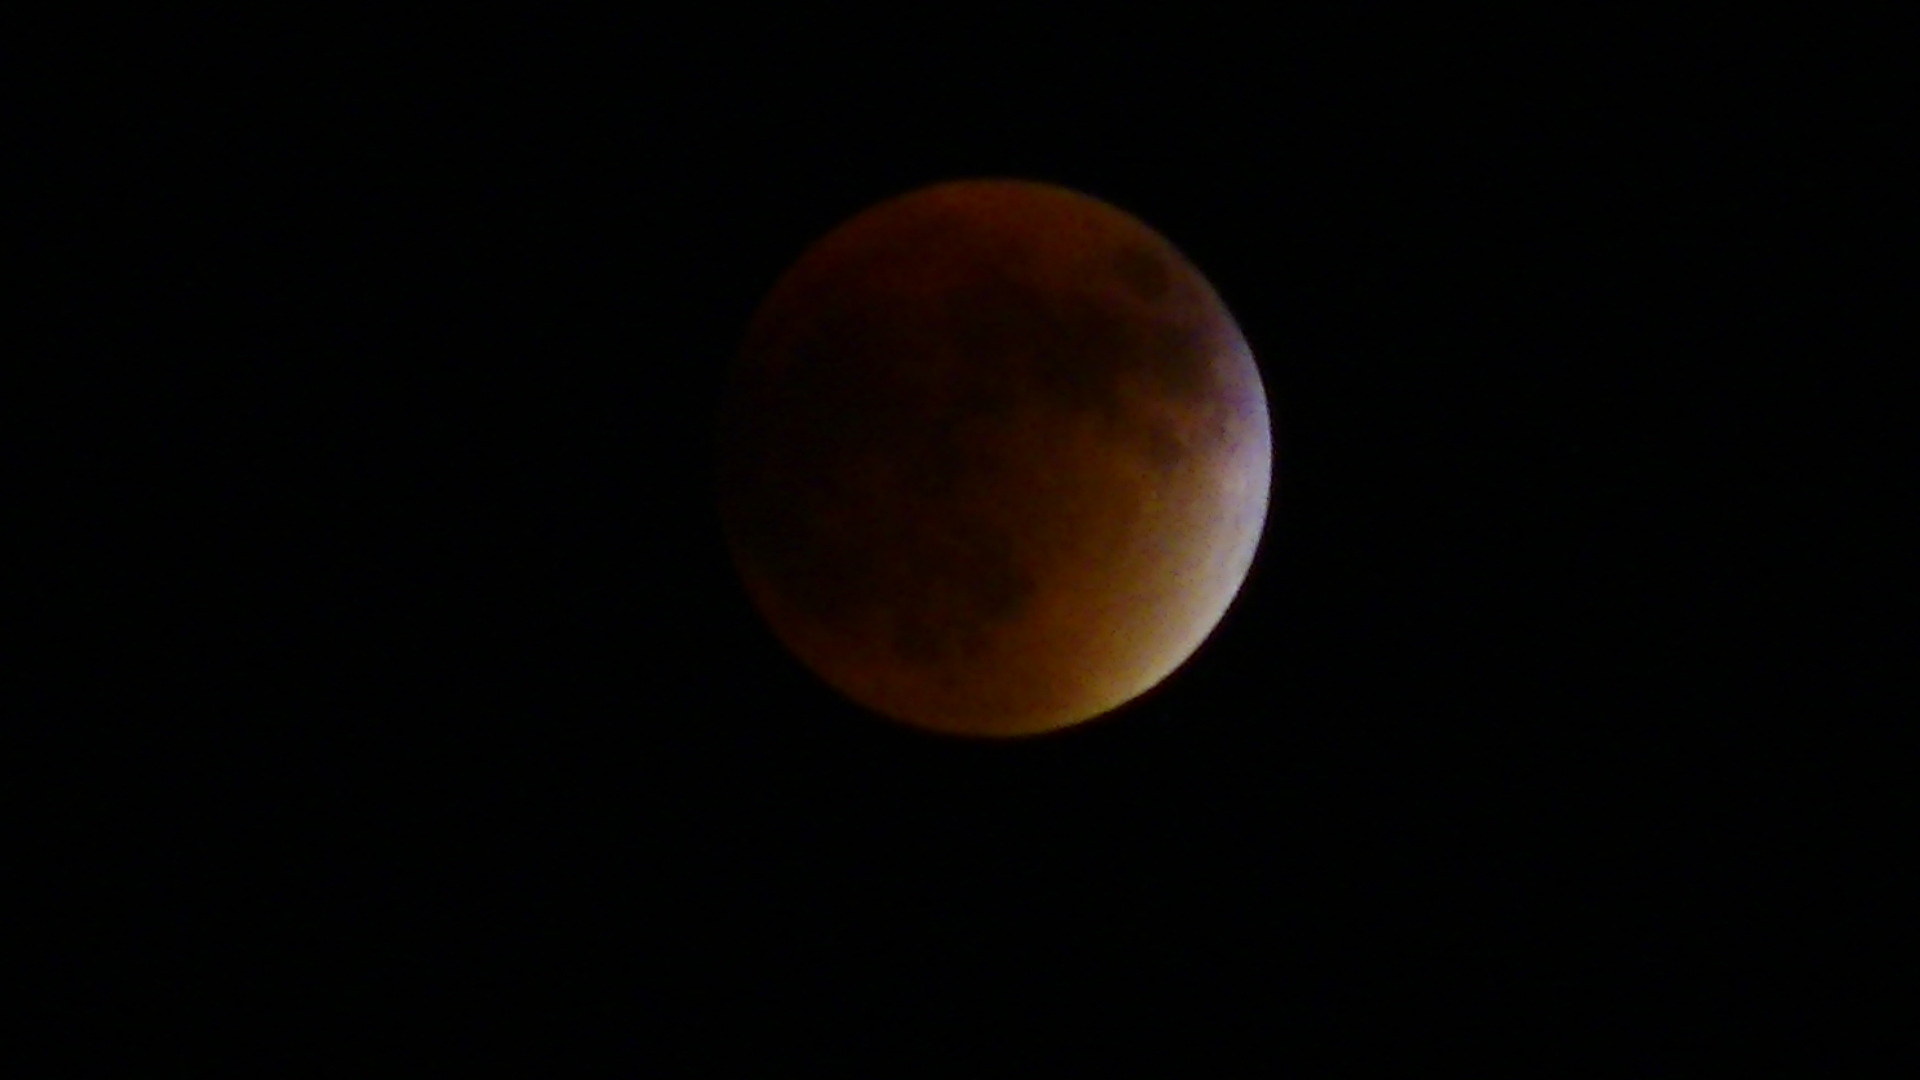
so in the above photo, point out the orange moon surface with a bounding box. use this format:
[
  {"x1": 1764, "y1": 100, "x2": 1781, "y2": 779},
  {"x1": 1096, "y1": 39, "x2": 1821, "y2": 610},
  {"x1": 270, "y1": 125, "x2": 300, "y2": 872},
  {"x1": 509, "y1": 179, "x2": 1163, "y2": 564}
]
[{"x1": 717, "y1": 179, "x2": 1272, "y2": 737}]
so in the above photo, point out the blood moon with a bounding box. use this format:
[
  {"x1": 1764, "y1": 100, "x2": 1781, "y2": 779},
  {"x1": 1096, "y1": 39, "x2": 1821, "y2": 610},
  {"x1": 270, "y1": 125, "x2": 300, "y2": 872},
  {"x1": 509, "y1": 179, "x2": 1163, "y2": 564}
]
[{"x1": 717, "y1": 179, "x2": 1271, "y2": 738}]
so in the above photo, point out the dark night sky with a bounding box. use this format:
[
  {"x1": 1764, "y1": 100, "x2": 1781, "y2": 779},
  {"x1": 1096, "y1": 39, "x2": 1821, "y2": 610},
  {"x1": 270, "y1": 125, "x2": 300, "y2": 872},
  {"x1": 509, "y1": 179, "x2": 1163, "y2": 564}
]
[{"x1": 20, "y1": 11, "x2": 1891, "y2": 1070}]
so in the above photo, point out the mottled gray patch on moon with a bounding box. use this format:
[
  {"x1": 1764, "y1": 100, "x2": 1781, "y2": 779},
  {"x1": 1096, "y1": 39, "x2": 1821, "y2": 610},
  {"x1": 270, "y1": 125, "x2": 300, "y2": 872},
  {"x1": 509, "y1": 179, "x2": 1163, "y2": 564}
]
[{"x1": 1111, "y1": 243, "x2": 1172, "y2": 302}]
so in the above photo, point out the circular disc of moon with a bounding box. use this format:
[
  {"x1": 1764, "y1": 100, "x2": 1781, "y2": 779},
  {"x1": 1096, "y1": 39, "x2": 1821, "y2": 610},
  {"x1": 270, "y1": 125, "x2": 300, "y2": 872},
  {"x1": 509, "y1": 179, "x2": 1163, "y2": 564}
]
[{"x1": 717, "y1": 179, "x2": 1271, "y2": 738}]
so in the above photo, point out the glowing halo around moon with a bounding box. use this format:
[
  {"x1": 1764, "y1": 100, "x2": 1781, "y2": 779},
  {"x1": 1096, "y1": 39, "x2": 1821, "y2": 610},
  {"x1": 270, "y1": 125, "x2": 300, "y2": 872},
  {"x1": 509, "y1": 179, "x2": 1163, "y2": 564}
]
[{"x1": 717, "y1": 179, "x2": 1271, "y2": 738}]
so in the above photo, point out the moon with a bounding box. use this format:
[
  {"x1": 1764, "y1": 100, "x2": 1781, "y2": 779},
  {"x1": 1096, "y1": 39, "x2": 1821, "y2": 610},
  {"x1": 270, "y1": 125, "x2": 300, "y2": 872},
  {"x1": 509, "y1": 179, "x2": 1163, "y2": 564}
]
[{"x1": 717, "y1": 179, "x2": 1271, "y2": 738}]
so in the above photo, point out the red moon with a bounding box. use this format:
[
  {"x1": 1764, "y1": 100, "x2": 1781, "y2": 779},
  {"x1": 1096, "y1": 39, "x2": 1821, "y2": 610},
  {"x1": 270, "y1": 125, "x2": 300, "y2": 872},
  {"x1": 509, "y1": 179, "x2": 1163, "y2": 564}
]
[{"x1": 718, "y1": 179, "x2": 1271, "y2": 737}]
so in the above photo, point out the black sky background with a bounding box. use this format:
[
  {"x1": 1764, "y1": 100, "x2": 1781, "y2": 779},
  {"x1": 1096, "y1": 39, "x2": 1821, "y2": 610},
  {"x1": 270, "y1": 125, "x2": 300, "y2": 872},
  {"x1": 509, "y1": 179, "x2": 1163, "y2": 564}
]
[{"x1": 21, "y1": 12, "x2": 1893, "y2": 1070}]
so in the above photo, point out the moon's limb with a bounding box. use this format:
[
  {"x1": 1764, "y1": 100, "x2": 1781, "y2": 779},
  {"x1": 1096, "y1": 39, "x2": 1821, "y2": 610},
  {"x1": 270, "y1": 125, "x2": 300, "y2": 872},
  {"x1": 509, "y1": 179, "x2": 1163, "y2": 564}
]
[{"x1": 719, "y1": 179, "x2": 1270, "y2": 737}]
